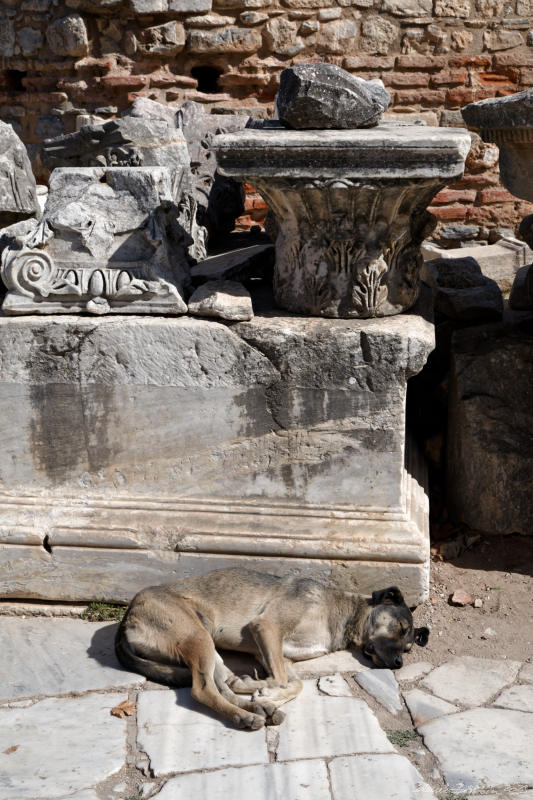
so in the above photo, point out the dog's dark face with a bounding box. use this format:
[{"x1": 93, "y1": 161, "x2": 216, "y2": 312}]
[{"x1": 361, "y1": 587, "x2": 429, "y2": 670}]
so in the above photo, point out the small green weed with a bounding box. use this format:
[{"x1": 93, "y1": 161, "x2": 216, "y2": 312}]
[
  {"x1": 386, "y1": 729, "x2": 418, "y2": 747},
  {"x1": 439, "y1": 794, "x2": 469, "y2": 800},
  {"x1": 81, "y1": 602, "x2": 125, "y2": 622}
]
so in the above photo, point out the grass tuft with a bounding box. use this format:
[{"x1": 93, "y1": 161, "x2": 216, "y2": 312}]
[
  {"x1": 385, "y1": 729, "x2": 418, "y2": 747},
  {"x1": 81, "y1": 602, "x2": 125, "y2": 622}
]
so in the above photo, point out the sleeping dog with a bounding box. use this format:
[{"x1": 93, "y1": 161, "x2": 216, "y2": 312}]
[{"x1": 116, "y1": 568, "x2": 429, "y2": 730}]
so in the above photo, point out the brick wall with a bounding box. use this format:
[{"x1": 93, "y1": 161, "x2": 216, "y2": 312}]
[{"x1": 2, "y1": 0, "x2": 533, "y2": 237}]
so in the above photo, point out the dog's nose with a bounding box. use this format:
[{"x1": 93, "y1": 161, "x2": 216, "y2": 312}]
[{"x1": 393, "y1": 655, "x2": 403, "y2": 669}]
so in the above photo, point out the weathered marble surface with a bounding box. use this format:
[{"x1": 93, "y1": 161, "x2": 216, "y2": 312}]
[
  {"x1": 0, "y1": 693, "x2": 128, "y2": 799},
  {"x1": 0, "y1": 120, "x2": 39, "y2": 226},
  {"x1": 1, "y1": 166, "x2": 192, "y2": 315},
  {"x1": 214, "y1": 125, "x2": 470, "y2": 318},
  {"x1": 0, "y1": 618, "x2": 144, "y2": 702},
  {"x1": 0, "y1": 304, "x2": 433, "y2": 603},
  {"x1": 188, "y1": 279, "x2": 253, "y2": 320}
]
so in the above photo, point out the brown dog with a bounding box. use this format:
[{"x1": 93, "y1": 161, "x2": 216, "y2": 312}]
[{"x1": 115, "y1": 568, "x2": 429, "y2": 730}]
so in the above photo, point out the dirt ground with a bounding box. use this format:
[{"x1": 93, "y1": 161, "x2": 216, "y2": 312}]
[{"x1": 412, "y1": 532, "x2": 533, "y2": 665}]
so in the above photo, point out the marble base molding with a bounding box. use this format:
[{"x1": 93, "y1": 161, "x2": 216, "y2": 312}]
[{"x1": 0, "y1": 306, "x2": 433, "y2": 605}]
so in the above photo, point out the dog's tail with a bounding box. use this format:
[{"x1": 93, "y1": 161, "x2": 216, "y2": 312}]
[{"x1": 115, "y1": 614, "x2": 192, "y2": 688}]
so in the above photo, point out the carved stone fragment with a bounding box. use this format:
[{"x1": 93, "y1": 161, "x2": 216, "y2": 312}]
[
  {"x1": 0, "y1": 120, "x2": 39, "y2": 226},
  {"x1": 40, "y1": 117, "x2": 190, "y2": 172},
  {"x1": 214, "y1": 124, "x2": 471, "y2": 318},
  {"x1": 462, "y1": 88, "x2": 533, "y2": 309},
  {"x1": 1, "y1": 166, "x2": 192, "y2": 315},
  {"x1": 188, "y1": 279, "x2": 253, "y2": 320},
  {"x1": 177, "y1": 101, "x2": 248, "y2": 241},
  {"x1": 275, "y1": 64, "x2": 390, "y2": 130}
]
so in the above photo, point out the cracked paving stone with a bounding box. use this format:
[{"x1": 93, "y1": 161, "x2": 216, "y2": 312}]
[
  {"x1": 519, "y1": 662, "x2": 533, "y2": 683},
  {"x1": 0, "y1": 619, "x2": 144, "y2": 702},
  {"x1": 276, "y1": 693, "x2": 394, "y2": 761},
  {"x1": 492, "y1": 684, "x2": 533, "y2": 712},
  {"x1": 318, "y1": 674, "x2": 353, "y2": 696},
  {"x1": 136, "y1": 689, "x2": 268, "y2": 775},
  {"x1": 0, "y1": 693, "x2": 127, "y2": 800},
  {"x1": 329, "y1": 754, "x2": 436, "y2": 800},
  {"x1": 395, "y1": 662, "x2": 434, "y2": 682},
  {"x1": 474, "y1": 793, "x2": 533, "y2": 800},
  {"x1": 354, "y1": 669, "x2": 402, "y2": 714},
  {"x1": 291, "y1": 649, "x2": 369, "y2": 677},
  {"x1": 403, "y1": 688, "x2": 458, "y2": 726},
  {"x1": 418, "y1": 707, "x2": 533, "y2": 793},
  {"x1": 151, "y1": 759, "x2": 331, "y2": 800},
  {"x1": 420, "y1": 656, "x2": 521, "y2": 707}
]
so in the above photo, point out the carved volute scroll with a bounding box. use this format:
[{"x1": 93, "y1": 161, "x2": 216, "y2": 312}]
[{"x1": 0, "y1": 166, "x2": 192, "y2": 316}]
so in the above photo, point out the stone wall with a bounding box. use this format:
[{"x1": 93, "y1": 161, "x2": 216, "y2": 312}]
[{"x1": 2, "y1": 0, "x2": 533, "y2": 235}]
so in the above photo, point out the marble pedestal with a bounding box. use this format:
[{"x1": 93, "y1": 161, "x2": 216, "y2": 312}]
[
  {"x1": 0, "y1": 301, "x2": 433, "y2": 605},
  {"x1": 214, "y1": 125, "x2": 470, "y2": 319}
]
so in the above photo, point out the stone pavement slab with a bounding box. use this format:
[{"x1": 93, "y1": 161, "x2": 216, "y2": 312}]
[
  {"x1": 329, "y1": 754, "x2": 436, "y2": 800},
  {"x1": 418, "y1": 707, "x2": 533, "y2": 793},
  {"x1": 276, "y1": 693, "x2": 394, "y2": 761},
  {"x1": 0, "y1": 618, "x2": 144, "y2": 702},
  {"x1": 354, "y1": 668, "x2": 402, "y2": 714},
  {"x1": 0, "y1": 693, "x2": 127, "y2": 800},
  {"x1": 291, "y1": 649, "x2": 369, "y2": 677},
  {"x1": 137, "y1": 688, "x2": 268, "y2": 775},
  {"x1": 475, "y1": 793, "x2": 533, "y2": 800},
  {"x1": 318, "y1": 674, "x2": 353, "y2": 696},
  {"x1": 403, "y1": 688, "x2": 458, "y2": 726},
  {"x1": 152, "y1": 759, "x2": 331, "y2": 800},
  {"x1": 395, "y1": 661, "x2": 434, "y2": 682},
  {"x1": 492, "y1": 683, "x2": 533, "y2": 711},
  {"x1": 519, "y1": 661, "x2": 533, "y2": 683},
  {"x1": 420, "y1": 656, "x2": 521, "y2": 706}
]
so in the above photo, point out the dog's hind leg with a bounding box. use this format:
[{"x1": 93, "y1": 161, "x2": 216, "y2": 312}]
[
  {"x1": 228, "y1": 615, "x2": 302, "y2": 708},
  {"x1": 213, "y1": 653, "x2": 285, "y2": 726},
  {"x1": 181, "y1": 632, "x2": 266, "y2": 731}
]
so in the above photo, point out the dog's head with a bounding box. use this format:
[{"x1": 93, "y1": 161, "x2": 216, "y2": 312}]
[{"x1": 361, "y1": 586, "x2": 429, "y2": 670}]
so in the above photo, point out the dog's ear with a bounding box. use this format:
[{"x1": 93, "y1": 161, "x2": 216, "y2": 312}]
[
  {"x1": 371, "y1": 586, "x2": 404, "y2": 606},
  {"x1": 414, "y1": 626, "x2": 430, "y2": 647}
]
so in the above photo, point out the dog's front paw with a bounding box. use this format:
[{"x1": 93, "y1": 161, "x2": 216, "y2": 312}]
[
  {"x1": 266, "y1": 708, "x2": 285, "y2": 726},
  {"x1": 234, "y1": 712, "x2": 265, "y2": 731},
  {"x1": 253, "y1": 700, "x2": 285, "y2": 726}
]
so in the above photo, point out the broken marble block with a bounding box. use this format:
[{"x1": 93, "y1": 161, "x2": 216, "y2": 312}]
[
  {"x1": 177, "y1": 101, "x2": 248, "y2": 240},
  {"x1": 41, "y1": 116, "x2": 190, "y2": 172},
  {"x1": 423, "y1": 256, "x2": 503, "y2": 322},
  {"x1": 188, "y1": 279, "x2": 253, "y2": 321},
  {"x1": 462, "y1": 89, "x2": 533, "y2": 205},
  {"x1": 275, "y1": 64, "x2": 390, "y2": 130},
  {"x1": 0, "y1": 120, "x2": 39, "y2": 226},
  {"x1": 1, "y1": 166, "x2": 192, "y2": 315}
]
